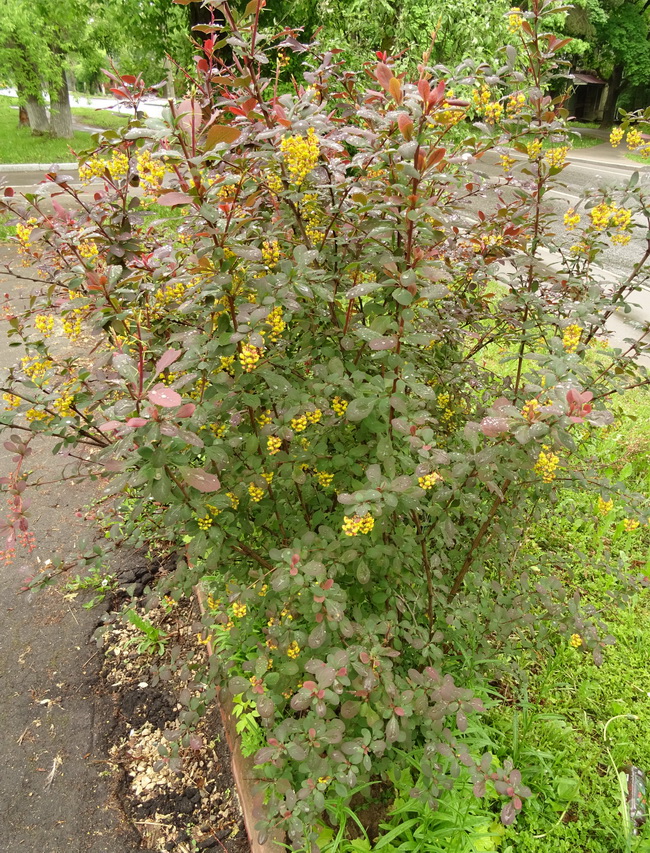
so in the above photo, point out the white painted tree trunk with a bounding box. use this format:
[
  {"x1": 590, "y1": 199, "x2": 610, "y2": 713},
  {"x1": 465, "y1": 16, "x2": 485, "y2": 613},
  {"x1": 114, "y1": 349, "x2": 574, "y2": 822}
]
[
  {"x1": 48, "y1": 70, "x2": 73, "y2": 139},
  {"x1": 24, "y1": 95, "x2": 50, "y2": 135}
]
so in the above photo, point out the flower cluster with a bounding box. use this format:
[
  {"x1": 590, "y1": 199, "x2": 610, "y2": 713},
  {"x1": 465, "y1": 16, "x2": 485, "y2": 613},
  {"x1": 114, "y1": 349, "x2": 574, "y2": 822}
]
[
  {"x1": 34, "y1": 314, "x2": 54, "y2": 337},
  {"x1": 331, "y1": 397, "x2": 348, "y2": 416},
  {"x1": 562, "y1": 324, "x2": 582, "y2": 353},
  {"x1": 506, "y1": 92, "x2": 526, "y2": 114},
  {"x1": 534, "y1": 445, "x2": 559, "y2": 483},
  {"x1": 78, "y1": 241, "x2": 99, "y2": 260},
  {"x1": 609, "y1": 127, "x2": 624, "y2": 148},
  {"x1": 508, "y1": 6, "x2": 523, "y2": 32},
  {"x1": 154, "y1": 280, "x2": 188, "y2": 307},
  {"x1": 527, "y1": 139, "x2": 542, "y2": 160},
  {"x1": 261, "y1": 240, "x2": 281, "y2": 268},
  {"x1": 265, "y1": 306, "x2": 286, "y2": 342},
  {"x1": 279, "y1": 128, "x2": 319, "y2": 185},
  {"x1": 521, "y1": 398, "x2": 540, "y2": 421},
  {"x1": 342, "y1": 513, "x2": 375, "y2": 536},
  {"x1": 563, "y1": 208, "x2": 580, "y2": 231},
  {"x1": 314, "y1": 470, "x2": 333, "y2": 488},
  {"x1": 544, "y1": 146, "x2": 569, "y2": 169},
  {"x1": 248, "y1": 483, "x2": 265, "y2": 502},
  {"x1": 136, "y1": 148, "x2": 167, "y2": 196},
  {"x1": 53, "y1": 391, "x2": 75, "y2": 418},
  {"x1": 597, "y1": 496, "x2": 614, "y2": 516},
  {"x1": 240, "y1": 343, "x2": 263, "y2": 372},
  {"x1": 2, "y1": 393, "x2": 20, "y2": 409},
  {"x1": 232, "y1": 601, "x2": 248, "y2": 618},
  {"x1": 588, "y1": 203, "x2": 632, "y2": 244},
  {"x1": 624, "y1": 518, "x2": 640, "y2": 533},
  {"x1": 570, "y1": 633, "x2": 583, "y2": 648},
  {"x1": 267, "y1": 436, "x2": 282, "y2": 455},
  {"x1": 626, "y1": 128, "x2": 644, "y2": 150},
  {"x1": 500, "y1": 154, "x2": 516, "y2": 173},
  {"x1": 286, "y1": 640, "x2": 301, "y2": 659},
  {"x1": 418, "y1": 472, "x2": 442, "y2": 490}
]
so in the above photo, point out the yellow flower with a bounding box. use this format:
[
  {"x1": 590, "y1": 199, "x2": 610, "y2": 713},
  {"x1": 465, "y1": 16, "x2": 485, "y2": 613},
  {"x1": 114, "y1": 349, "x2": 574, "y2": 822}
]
[
  {"x1": 279, "y1": 128, "x2": 319, "y2": 185},
  {"x1": 306, "y1": 409, "x2": 322, "y2": 425},
  {"x1": 500, "y1": 154, "x2": 516, "y2": 173},
  {"x1": 267, "y1": 435, "x2": 282, "y2": 455},
  {"x1": 521, "y1": 398, "x2": 540, "y2": 421},
  {"x1": 626, "y1": 128, "x2": 643, "y2": 150},
  {"x1": 418, "y1": 472, "x2": 442, "y2": 490},
  {"x1": 286, "y1": 641, "x2": 301, "y2": 659},
  {"x1": 53, "y1": 392, "x2": 75, "y2": 418},
  {"x1": 562, "y1": 324, "x2": 582, "y2": 353},
  {"x1": 484, "y1": 101, "x2": 504, "y2": 123},
  {"x1": 78, "y1": 241, "x2": 99, "y2": 260},
  {"x1": 196, "y1": 515, "x2": 213, "y2": 531},
  {"x1": 624, "y1": 518, "x2": 640, "y2": 533},
  {"x1": 265, "y1": 306, "x2": 286, "y2": 342},
  {"x1": 610, "y1": 127, "x2": 624, "y2": 148},
  {"x1": 508, "y1": 6, "x2": 523, "y2": 33},
  {"x1": 331, "y1": 397, "x2": 348, "y2": 416},
  {"x1": 570, "y1": 633, "x2": 582, "y2": 648},
  {"x1": 240, "y1": 343, "x2": 262, "y2": 372},
  {"x1": 34, "y1": 314, "x2": 54, "y2": 337},
  {"x1": 527, "y1": 139, "x2": 542, "y2": 160},
  {"x1": 227, "y1": 491, "x2": 240, "y2": 509},
  {"x1": 219, "y1": 355, "x2": 235, "y2": 375},
  {"x1": 257, "y1": 409, "x2": 272, "y2": 426},
  {"x1": 506, "y1": 92, "x2": 525, "y2": 115},
  {"x1": 261, "y1": 471, "x2": 274, "y2": 484},
  {"x1": 544, "y1": 146, "x2": 569, "y2": 170},
  {"x1": 596, "y1": 496, "x2": 614, "y2": 516},
  {"x1": 564, "y1": 208, "x2": 580, "y2": 231},
  {"x1": 342, "y1": 513, "x2": 375, "y2": 536},
  {"x1": 2, "y1": 392, "x2": 20, "y2": 410},
  {"x1": 232, "y1": 601, "x2": 247, "y2": 618},
  {"x1": 290, "y1": 414, "x2": 308, "y2": 433},
  {"x1": 248, "y1": 483, "x2": 265, "y2": 502},
  {"x1": 261, "y1": 240, "x2": 281, "y2": 268},
  {"x1": 315, "y1": 470, "x2": 334, "y2": 488},
  {"x1": 534, "y1": 445, "x2": 559, "y2": 483},
  {"x1": 589, "y1": 202, "x2": 614, "y2": 231},
  {"x1": 108, "y1": 151, "x2": 129, "y2": 180}
]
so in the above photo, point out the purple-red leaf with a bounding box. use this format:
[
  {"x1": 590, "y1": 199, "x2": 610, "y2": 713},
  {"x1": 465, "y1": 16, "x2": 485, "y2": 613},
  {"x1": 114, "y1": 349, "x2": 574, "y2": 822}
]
[
  {"x1": 176, "y1": 403, "x2": 196, "y2": 418},
  {"x1": 149, "y1": 384, "x2": 183, "y2": 408},
  {"x1": 182, "y1": 467, "x2": 221, "y2": 492},
  {"x1": 155, "y1": 349, "x2": 182, "y2": 375},
  {"x1": 126, "y1": 417, "x2": 148, "y2": 427},
  {"x1": 157, "y1": 192, "x2": 195, "y2": 207}
]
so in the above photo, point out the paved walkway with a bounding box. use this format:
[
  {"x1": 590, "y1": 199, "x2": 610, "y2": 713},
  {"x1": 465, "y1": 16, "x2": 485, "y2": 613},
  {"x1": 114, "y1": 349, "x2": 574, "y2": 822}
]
[{"x1": 0, "y1": 247, "x2": 139, "y2": 852}]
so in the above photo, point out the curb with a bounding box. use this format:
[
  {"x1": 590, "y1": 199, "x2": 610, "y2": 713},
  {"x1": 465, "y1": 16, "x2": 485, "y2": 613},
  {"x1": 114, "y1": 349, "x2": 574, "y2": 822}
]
[
  {"x1": 0, "y1": 163, "x2": 78, "y2": 172},
  {"x1": 566, "y1": 154, "x2": 649, "y2": 173},
  {"x1": 195, "y1": 583, "x2": 284, "y2": 853}
]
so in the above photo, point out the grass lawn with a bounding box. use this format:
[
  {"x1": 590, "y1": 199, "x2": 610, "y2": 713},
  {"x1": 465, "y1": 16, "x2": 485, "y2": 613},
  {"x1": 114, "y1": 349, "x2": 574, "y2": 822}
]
[
  {"x1": 0, "y1": 96, "x2": 93, "y2": 164},
  {"x1": 71, "y1": 106, "x2": 128, "y2": 131}
]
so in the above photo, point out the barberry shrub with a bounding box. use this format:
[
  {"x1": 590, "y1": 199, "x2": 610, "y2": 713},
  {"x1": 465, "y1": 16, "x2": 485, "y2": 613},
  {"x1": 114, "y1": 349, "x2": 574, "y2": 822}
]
[{"x1": 1, "y1": 0, "x2": 650, "y2": 844}]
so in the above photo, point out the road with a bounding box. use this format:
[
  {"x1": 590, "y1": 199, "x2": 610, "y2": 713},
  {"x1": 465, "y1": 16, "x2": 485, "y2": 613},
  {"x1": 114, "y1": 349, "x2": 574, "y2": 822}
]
[
  {"x1": 0, "y1": 87, "x2": 167, "y2": 120},
  {"x1": 1, "y1": 147, "x2": 649, "y2": 349}
]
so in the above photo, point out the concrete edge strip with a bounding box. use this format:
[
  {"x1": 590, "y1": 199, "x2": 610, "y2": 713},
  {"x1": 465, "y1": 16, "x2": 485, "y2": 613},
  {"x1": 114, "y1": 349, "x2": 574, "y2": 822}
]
[{"x1": 0, "y1": 163, "x2": 78, "y2": 173}]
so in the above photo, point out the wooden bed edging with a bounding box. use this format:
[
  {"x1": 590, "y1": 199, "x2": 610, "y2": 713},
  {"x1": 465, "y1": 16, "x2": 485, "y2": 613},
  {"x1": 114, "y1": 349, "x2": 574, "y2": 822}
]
[{"x1": 194, "y1": 583, "x2": 286, "y2": 853}]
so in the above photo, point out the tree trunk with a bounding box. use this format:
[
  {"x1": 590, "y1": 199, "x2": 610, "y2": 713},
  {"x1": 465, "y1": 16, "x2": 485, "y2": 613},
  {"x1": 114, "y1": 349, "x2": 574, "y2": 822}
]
[
  {"x1": 599, "y1": 63, "x2": 624, "y2": 128},
  {"x1": 48, "y1": 69, "x2": 73, "y2": 139},
  {"x1": 24, "y1": 95, "x2": 50, "y2": 135},
  {"x1": 18, "y1": 105, "x2": 29, "y2": 127}
]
